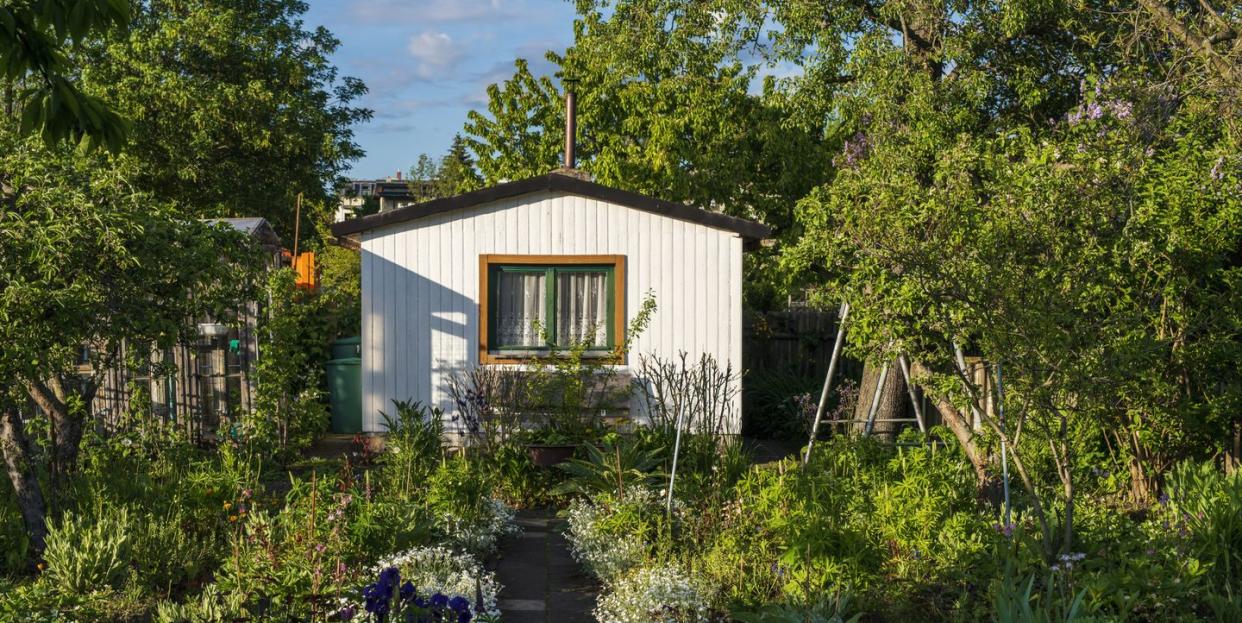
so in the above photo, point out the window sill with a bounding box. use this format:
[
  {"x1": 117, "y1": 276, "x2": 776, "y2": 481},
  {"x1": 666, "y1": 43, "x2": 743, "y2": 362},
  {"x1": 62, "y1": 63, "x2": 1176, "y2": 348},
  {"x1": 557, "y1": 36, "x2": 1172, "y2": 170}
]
[{"x1": 480, "y1": 350, "x2": 624, "y2": 365}]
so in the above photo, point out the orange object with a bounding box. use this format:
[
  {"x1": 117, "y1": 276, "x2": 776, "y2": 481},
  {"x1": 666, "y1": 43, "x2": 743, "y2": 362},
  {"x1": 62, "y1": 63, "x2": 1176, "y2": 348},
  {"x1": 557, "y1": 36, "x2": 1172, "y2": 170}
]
[{"x1": 294, "y1": 251, "x2": 317, "y2": 289}]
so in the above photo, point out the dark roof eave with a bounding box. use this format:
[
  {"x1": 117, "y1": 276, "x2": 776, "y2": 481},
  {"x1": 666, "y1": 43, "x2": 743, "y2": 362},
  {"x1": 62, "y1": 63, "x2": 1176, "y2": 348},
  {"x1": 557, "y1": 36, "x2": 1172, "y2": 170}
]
[{"x1": 329, "y1": 172, "x2": 772, "y2": 243}]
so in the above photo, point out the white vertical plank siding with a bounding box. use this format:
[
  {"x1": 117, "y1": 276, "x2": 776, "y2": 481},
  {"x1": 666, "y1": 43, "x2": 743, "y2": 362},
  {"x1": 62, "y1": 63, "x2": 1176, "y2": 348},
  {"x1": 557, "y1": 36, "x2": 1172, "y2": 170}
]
[
  {"x1": 359, "y1": 190, "x2": 746, "y2": 433},
  {"x1": 360, "y1": 237, "x2": 374, "y2": 431}
]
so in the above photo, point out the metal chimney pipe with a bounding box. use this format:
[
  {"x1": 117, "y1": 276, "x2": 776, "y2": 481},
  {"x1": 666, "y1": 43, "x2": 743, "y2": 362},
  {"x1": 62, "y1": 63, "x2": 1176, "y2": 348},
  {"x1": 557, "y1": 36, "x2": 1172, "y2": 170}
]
[{"x1": 564, "y1": 83, "x2": 577, "y2": 169}]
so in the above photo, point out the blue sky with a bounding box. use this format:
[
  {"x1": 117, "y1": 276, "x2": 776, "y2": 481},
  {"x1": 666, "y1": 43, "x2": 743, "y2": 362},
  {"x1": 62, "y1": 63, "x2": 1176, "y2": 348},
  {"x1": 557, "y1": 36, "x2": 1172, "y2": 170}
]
[{"x1": 303, "y1": 1, "x2": 578, "y2": 180}]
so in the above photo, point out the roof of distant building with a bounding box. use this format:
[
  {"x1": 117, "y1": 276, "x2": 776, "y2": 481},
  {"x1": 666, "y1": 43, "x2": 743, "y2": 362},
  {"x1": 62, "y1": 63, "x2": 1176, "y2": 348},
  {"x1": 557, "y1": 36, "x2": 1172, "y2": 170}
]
[{"x1": 205, "y1": 217, "x2": 281, "y2": 249}]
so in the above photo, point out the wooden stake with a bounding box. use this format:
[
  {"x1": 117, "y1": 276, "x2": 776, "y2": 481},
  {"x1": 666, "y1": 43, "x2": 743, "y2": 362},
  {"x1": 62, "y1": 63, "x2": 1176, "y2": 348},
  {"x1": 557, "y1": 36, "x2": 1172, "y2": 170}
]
[{"x1": 291, "y1": 192, "x2": 302, "y2": 268}]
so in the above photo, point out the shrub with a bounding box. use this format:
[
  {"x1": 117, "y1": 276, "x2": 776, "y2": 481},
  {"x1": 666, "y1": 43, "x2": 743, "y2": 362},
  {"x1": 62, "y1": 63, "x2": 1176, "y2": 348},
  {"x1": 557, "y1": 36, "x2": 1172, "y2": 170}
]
[
  {"x1": 43, "y1": 506, "x2": 133, "y2": 593},
  {"x1": 594, "y1": 563, "x2": 726, "y2": 623}
]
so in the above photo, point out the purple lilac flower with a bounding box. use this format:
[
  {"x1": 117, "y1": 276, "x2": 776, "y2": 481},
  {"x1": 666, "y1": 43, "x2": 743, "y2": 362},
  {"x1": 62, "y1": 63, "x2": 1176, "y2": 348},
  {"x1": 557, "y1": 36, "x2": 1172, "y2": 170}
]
[{"x1": 841, "y1": 131, "x2": 870, "y2": 167}]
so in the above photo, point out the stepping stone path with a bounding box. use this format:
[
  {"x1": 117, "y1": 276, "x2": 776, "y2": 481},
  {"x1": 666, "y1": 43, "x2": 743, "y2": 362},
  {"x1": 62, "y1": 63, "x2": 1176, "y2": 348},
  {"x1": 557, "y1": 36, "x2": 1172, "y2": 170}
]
[{"x1": 492, "y1": 510, "x2": 597, "y2": 623}]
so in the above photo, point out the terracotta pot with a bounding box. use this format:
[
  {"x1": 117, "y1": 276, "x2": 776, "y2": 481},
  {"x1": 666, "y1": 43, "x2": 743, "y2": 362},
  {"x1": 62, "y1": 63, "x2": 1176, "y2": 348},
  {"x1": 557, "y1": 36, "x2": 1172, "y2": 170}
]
[{"x1": 526, "y1": 444, "x2": 577, "y2": 467}]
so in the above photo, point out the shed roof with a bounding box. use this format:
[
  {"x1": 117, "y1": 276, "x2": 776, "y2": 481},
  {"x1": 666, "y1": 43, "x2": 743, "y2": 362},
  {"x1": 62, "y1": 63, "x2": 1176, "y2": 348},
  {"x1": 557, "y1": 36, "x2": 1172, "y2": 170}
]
[
  {"x1": 205, "y1": 217, "x2": 281, "y2": 250},
  {"x1": 330, "y1": 172, "x2": 772, "y2": 242}
]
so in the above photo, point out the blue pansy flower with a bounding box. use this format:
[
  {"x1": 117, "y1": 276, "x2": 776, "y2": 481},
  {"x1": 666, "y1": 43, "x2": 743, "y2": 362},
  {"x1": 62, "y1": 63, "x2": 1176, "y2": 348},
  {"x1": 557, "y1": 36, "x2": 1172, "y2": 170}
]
[
  {"x1": 378, "y1": 567, "x2": 401, "y2": 588},
  {"x1": 447, "y1": 596, "x2": 470, "y2": 613}
]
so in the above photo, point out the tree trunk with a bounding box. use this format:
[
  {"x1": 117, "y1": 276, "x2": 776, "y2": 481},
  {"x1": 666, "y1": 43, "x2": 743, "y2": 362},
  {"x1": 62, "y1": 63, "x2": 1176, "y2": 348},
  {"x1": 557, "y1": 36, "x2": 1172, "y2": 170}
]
[
  {"x1": 27, "y1": 379, "x2": 85, "y2": 481},
  {"x1": 0, "y1": 405, "x2": 48, "y2": 557},
  {"x1": 911, "y1": 362, "x2": 996, "y2": 496},
  {"x1": 851, "y1": 360, "x2": 909, "y2": 441}
]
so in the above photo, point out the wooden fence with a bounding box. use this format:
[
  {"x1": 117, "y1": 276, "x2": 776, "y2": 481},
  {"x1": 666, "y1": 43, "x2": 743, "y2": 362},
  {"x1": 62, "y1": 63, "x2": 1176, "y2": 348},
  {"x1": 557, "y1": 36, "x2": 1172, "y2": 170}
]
[{"x1": 743, "y1": 307, "x2": 860, "y2": 381}]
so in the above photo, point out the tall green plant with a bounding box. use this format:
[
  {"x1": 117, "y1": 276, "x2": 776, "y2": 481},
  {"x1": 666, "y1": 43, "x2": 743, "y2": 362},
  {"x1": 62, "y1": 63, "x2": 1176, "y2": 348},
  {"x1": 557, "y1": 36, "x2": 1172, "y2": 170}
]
[
  {"x1": 1164, "y1": 461, "x2": 1242, "y2": 594},
  {"x1": 43, "y1": 506, "x2": 133, "y2": 593}
]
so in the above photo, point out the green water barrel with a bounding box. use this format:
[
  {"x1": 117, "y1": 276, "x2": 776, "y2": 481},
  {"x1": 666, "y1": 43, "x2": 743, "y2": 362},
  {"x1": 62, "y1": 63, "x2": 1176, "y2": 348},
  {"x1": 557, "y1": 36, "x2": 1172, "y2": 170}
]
[
  {"x1": 326, "y1": 336, "x2": 362, "y2": 433},
  {"x1": 331, "y1": 335, "x2": 361, "y2": 359}
]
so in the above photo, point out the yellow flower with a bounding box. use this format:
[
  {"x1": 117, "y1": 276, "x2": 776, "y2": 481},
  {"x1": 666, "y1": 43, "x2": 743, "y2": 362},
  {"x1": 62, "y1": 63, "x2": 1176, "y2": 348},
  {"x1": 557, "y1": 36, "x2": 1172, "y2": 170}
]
[
  {"x1": 229, "y1": 515, "x2": 238, "y2": 522},
  {"x1": 223, "y1": 501, "x2": 233, "y2": 510},
  {"x1": 239, "y1": 509, "x2": 247, "y2": 517},
  {"x1": 36, "y1": 562, "x2": 45, "y2": 572}
]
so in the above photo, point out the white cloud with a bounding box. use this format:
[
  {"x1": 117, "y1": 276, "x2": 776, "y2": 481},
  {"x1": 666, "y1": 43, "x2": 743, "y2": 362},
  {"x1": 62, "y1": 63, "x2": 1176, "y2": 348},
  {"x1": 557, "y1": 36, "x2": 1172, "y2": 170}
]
[
  {"x1": 407, "y1": 31, "x2": 465, "y2": 78},
  {"x1": 349, "y1": 0, "x2": 514, "y2": 24}
]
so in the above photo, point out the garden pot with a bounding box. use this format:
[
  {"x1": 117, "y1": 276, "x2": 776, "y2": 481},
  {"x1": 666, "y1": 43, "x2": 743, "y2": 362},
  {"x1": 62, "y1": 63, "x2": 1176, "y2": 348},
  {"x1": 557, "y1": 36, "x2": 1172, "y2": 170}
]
[{"x1": 526, "y1": 443, "x2": 577, "y2": 466}]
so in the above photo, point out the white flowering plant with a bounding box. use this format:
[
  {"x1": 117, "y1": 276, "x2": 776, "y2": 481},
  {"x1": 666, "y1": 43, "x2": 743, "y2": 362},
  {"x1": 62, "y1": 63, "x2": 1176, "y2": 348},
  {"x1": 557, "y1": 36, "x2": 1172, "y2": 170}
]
[
  {"x1": 437, "y1": 497, "x2": 519, "y2": 557},
  {"x1": 564, "y1": 488, "x2": 678, "y2": 584},
  {"x1": 426, "y1": 456, "x2": 520, "y2": 557},
  {"x1": 595, "y1": 563, "x2": 727, "y2": 623},
  {"x1": 341, "y1": 546, "x2": 502, "y2": 622}
]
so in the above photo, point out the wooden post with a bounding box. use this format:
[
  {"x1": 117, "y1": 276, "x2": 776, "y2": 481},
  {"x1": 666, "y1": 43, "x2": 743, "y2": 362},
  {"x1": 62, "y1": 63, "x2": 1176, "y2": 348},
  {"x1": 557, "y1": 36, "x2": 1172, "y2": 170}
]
[{"x1": 291, "y1": 192, "x2": 302, "y2": 268}]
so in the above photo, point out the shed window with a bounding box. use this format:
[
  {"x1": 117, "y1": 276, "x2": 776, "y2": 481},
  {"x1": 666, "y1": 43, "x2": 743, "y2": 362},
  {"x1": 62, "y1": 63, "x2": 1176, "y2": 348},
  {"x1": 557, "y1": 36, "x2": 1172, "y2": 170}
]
[{"x1": 480, "y1": 255, "x2": 625, "y2": 363}]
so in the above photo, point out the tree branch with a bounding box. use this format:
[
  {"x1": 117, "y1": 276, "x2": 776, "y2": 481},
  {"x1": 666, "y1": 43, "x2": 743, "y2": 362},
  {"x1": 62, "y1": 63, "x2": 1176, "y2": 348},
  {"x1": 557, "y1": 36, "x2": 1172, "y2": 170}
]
[{"x1": 1138, "y1": 0, "x2": 1242, "y2": 86}]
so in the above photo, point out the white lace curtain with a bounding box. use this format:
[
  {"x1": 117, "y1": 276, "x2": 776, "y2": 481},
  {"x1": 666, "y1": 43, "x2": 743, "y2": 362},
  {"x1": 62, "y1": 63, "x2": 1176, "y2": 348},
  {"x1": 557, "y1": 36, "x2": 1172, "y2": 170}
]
[
  {"x1": 495, "y1": 269, "x2": 608, "y2": 348},
  {"x1": 496, "y1": 272, "x2": 545, "y2": 347},
  {"x1": 556, "y1": 271, "x2": 607, "y2": 346}
]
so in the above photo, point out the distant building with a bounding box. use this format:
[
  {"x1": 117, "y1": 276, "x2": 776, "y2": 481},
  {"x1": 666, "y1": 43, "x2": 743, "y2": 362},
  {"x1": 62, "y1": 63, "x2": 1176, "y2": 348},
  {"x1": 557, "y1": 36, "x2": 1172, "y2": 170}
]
[{"x1": 335, "y1": 171, "x2": 435, "y2": 222}]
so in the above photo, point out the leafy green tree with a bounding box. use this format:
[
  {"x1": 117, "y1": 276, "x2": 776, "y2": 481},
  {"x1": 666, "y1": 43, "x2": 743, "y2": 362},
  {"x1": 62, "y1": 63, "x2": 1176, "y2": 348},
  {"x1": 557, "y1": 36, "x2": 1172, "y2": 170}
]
[
  {"x1": 82, "y1": 0, "x2": 371, "y2": 240},
  {"x1": 0, "y1": 0, "x2": 129, "y2": 150},
  {"x1": 772, "y1": 0, "x2": 1240, "y2": 554},
  {"x1": 437, "y1": 133, "x2": 482, "y2": 195},
  {"x1": 467, "y1": 0, "x2": 1242, "y2": 557},
  {"x1": 464, "y1": 2, "x2": 832, "y2": 307},
  {"x1": 0, "y1": 126, "x2": 262, "y2": 556},
  {"x1": 407, "y1": 134, "x2": 483, "y2": 201}
]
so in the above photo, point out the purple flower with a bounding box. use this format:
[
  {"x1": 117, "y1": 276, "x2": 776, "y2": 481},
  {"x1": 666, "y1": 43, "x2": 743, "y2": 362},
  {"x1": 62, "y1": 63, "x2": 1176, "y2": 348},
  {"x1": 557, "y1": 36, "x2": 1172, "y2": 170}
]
[
  {"x1": 430, "y1": 593, "x2": 449, "y2": 609},
  {"x1": 448, "y1": 596, "x2": 470, "y2": 613},
  {"x1": 378, "y1": 567, "x2": 401, "y2": 588},
  {"x1": 400, "y1": 581, "x2": 416, "y2": 600},
  {"x1": 338, "y1": 605, "x2": 356, "y2": 621}
]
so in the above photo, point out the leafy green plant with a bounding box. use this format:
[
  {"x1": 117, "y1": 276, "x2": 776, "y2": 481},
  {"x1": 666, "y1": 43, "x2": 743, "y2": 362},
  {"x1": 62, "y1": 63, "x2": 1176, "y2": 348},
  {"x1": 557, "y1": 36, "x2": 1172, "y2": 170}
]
[
  {"x1": 1163, "y1": 461, "x2": 1242, "y2": 593},
  {"x1": 43, "y1": 506, "x2": 133, "y2": 593},
  {"x1": 378, "y1": 399, "x2": 446, "y2": 500},
  {"x1": 733, "y1": 593, "x2": 863, "y2": 623},
  {"x1": 554, "y1": 433, "x2": 666, "y2": 498},
  {"x1": 991, "y1": 557, "x2": 1090, "y2": 623},
  {"x1": 153, "y1": 584, "x2": 250, "y2": 623}
]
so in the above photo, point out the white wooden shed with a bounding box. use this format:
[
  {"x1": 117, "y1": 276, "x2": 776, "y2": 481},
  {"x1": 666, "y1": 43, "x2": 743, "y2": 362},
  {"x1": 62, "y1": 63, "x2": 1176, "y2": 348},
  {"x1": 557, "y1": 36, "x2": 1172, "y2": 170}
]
[{"x1": 331, "y1": 171, "x2": 770, "y2": 434}]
